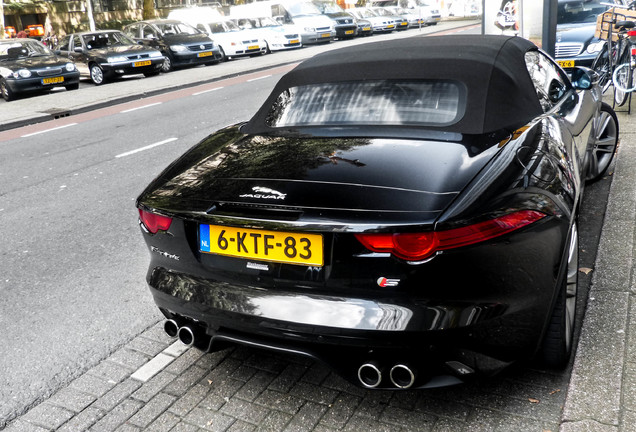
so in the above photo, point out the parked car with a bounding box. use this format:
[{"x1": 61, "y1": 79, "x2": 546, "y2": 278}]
[
  {"x1": 136, "y1": 35, "x2": 618, "y2": 389},
  {"x1": 414, "y1": 0, "x2": 442, "y2": 25},
  {"x1": 122, "y1": 19, "x2": 221, "y2": 72},
  {"x1": 311, "y1": 0, "x2": 358, "y2": 39},
  {"x1": 231, "y1": 16, "x2": 302, "y2": 52},
  {"x1": 386, "y1": 6, "x2": 424, "y2": 27},
  {"x1": 4, "y1": 26, "x2": 16, "y2": 39},
  {"x1": 54, "y1": 30, "x2": 164, "y2": 85},
  {"x1": 353, "y1": 16, "x2": 374, "y2": 36},
  {"x1": 0, "y1": 38, "x2": 79, "y2": 101},
  {"x1": 371, "y1": 7, "x2": 409, "y2": 30},
  {"x1": 348, "y1": 7, "x2": 396, "y2": 32},
  {"x1": 555, "y1": 0, "x2": 611, "y2": 70},
  {"x1": 230, "y1": 0, "x2": 336, "y2": 44}
]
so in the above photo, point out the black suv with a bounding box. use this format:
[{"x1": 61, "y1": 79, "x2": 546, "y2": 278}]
[{"x1": 122, "y1": 19, "x2": 221, "y2": 72}]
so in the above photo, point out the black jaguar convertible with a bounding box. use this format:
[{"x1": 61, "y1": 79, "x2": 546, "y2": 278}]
[{"x1": 136, "y1": 35, "x2": 618, "y2": 389}]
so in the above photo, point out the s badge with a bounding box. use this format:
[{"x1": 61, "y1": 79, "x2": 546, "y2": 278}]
[{"x1": 377, "y1": 277, "x2": 400, "y2": 287}]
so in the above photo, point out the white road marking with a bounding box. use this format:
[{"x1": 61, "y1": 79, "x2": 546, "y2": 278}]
[
  {"x1": 115, "y1": 137, "x2": 178, "y2": 158},
  {"x1": 121, "y1": 102, "x2": 162, "y2": 113},
  {"x1": 21, "y1": 123, "x2": 78, "y2": 138},
  {"x1": 193, "y1": 87, "x2": 224, "y2": 96},
  {"x1": 247, "y1": 75, "x2": 272, "y2": 82}
]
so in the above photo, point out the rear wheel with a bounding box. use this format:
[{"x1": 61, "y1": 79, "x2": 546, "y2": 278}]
[
  {"x1": 586, "y1": 102, "x2": 619, "y2": 182},
  {"x1": 613, "y1": 51, "x2": 631, "y2": 106},
  {"x1": 0, "y1": 78, "x2": 15, "y2": 101},
  {"x1": 539, "y1": 222, "x2": 578, "y2": 368}
]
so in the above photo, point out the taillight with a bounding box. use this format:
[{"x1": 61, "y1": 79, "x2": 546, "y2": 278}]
[
  {"x1": 355, "y1": 210, "x2": 546, "y2": 262},
  {"x1": 629, "y1": 30, "x2": 636, "y2": 37},
  {"x1": 138, "y1": 209, "x2": 172, "y2": 234}
]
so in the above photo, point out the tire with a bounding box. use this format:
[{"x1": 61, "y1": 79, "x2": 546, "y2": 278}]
[
  {"x1": 89, "y1": 64, "x2": 105, "y2": 85},
  {"x1": 591, "y1": 42, "x2": 612, "y2": 93},
  {"x1": 161, "y1": 55, "x2": 173, "y2": 73},
  {"x1": 218, "y1": 47, "x2": 227, "y2": 62},
  {"x1": 65, "y1": 83, "x2": 79, "y2": 91},
  {"x1": 0, "y1": 78, "x2": 15, "y2": 101},
  {"x1": 539, "y1": 222, "x2": 578, "y2": 368},
  {"x1": 586, "y1": 102, "x2": 619, "y2": 182},
  {"x1": 613, "y1": 51, "x2": 631, "y2": 106}
]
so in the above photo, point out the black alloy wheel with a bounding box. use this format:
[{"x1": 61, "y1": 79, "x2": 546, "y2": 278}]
[
  {"x1": 539, "y1": 222, "x2": 578, "y2": 368},
  {"x1": 586, "y1": 102, "x2": 619, "y2": 182},
  {"x1": 0, "y1": 78, "x2": 15, "y2": 101},
  {"x1": 161, "y1": 54, "x2": 173, "y2": 73}
]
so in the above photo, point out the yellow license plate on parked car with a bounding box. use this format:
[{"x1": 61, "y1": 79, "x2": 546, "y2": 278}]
[
  {"x1": 321, "y1": 33, "x2": 331, "y2": 38},
  {"x1": 558, "y1": 60, "x2": 575, "y2": 68},
  {"x1": 198, "y1": 51, "x2": 213, "y2": 57},
  {"x1": 134, "y1": 60, "x2": 151, "y2": 67},
  {"x1": 248, "y1": 45, "x2": 259, "y2": 50},
  {"x1": 42, "y1": 77, "x2": 63, "y2": 85},
  {"x1": 290, "y1": 39, "x2": 299, "y2": 44},
  {"x1": 345, "y1": 30, "x2": 354, "y2": 35},
  {"x1": 199, "y1": 225, "x2": 323, "y2": 266},
  {"x1": 363, "y1": 27, "x2": 371, "y2": 31}
]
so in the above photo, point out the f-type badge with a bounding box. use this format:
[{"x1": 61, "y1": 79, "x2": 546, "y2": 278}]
[{"x1": 240, "y1": 186, "x2": 287, "y2": 200}]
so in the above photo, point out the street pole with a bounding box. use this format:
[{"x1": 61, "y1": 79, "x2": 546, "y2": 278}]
[{"x1": 1, "y1": 0, "x2": 5, "y2": 40}]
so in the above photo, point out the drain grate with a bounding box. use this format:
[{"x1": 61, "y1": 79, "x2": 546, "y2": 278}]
[{"x1": 41, "y1": 108, "x2": 71, "y2": 119}]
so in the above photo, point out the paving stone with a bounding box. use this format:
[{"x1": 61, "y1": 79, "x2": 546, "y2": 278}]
[
  {"x1": 108, "y1": 347, "x2": 152, "y2": 371},
  {"x1": 282, "y1": 401, "x2": 328, "y2": 432},
  {"x1": 170, "y1": 422, "x2": 202, "y2": 432},
  {"x1": 145, "y1": 411, "x2": 181, "y2": 432},
  {"x1": 255, "y1": 410, "x2": 292, "y2": 431},
  {"x1": 234, "y1": 371, "x2": 277, "y2": 402},
  {"x1": 57, "y1": 407, "x2": 106, "y2": 432},
  {"x1": 220, "y1": 397, "x2": 270, "y2": 425},
  {"x1": 254, "y1": 390, "x2": 305, "y2": 415},
  {"x1": 353, "y1": 391, "x2": 392, "y2": 420},
  {"x1": 183, "y1": 407, "x2": 235, "y2": 431},
  {"x1": 69, "y1": 373, "x2": 117, "y2": 398},
  {"x1": 163, "y1": 366, "x2": 209, "y2": 397},
  {"x1": 127, "y1": 392, "x2": 176, "y2": 428},
  {"x1": 389, "y1": 391, "x2": 418, "y2": 410},
  {"x1": 165, "y1": 347, "x2": 206, "y2": 375},
  {"x1": 196, "y1": 349, "x2": 234, "y2": 370},
  {"x1": 380, "y1": 405, "x2": 436, "y2": 431},
  {"x1": 431, "y1": 418, "x2": 468, "y2": 432},
  {"x1": 244, "y1": 353, "x2": 289, "y2": 374},
  {"x1": 288, "y1": 381, "x2": 338, "y2": 406},
  {"x1": 19, "y1": 402, "x2": 75, "y2": 430},
  {"x1": 320, "y1": 373, "x2": 367, "y2": 398},
  {"x1": 113, "y1": 423, "x2": 141, "y2": 432},
  {"x1": 131, "y1": 370, "x2": 177, "y2": 403},
  {"x1": 227, "y1": 419, "x2": 257, "y2": 432},
  {"x1": 48, "y1": 387, "x2": 97, "y2": 412},
  {"x1": 2, "y1": 419, "x2": 50, "y2": 432},
  {"x1": 413, "y1": 394, "x2": 471, "y2": 422},
  {"x1": 300, "y1": 363, "x2": 331, "y2": 386},
  {"x1": 169, "y1": 383, "x2": 210, "y2": 416},
  {"x1": 560, "y1": 419, "x2": 618, "y2": 432},
  {"x1": 319, "y1": 393, "x2": 360, "y2": 429},
  {"x1": 141, "y1": 322, "x2": 174, "y2": 344},
  {"x1": 89, "y1": 399, "x2": 144, "y2": 432},
  {"x1": 621, "y1": 409, "x2": 636, "y2": 432},
  {"x1": 231, "y1": 365, "x2": 258, "y2": 383},
  {"x1": 268, "y1": 364, "x2": 309, "y2": 393},
  {"x1": 209, "y1": 377, "x2": 245, "y2": 400},
  {"x1": 127, "y1": 336, "x2": 170, "y2": 358},
  {"x1": 341, "y1": 414, "x2": 396, "y2": 432},
  {"x1": 93, "y1": 379, "x2": 143, "y2": 411},
  {"x1": 199, "y1": 392, "x2": 231, "y2": 411},
  {"x1": 88, "y1": 360, "x2": 134, "y2": 385}
]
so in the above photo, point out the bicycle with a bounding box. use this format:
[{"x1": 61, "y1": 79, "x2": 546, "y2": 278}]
[{"x1": 592, "y1": 1, "x2": 636, "y2": 107}]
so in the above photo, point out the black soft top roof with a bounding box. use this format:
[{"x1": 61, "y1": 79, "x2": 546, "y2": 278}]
[{"x1": 243, "y1": 35, "x2": 545, "y2": 136}]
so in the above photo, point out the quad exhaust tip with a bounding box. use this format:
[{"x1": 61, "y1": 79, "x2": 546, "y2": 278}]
[
  {"x1": 389, "y1": 364, "x2": 416, "y2": 389},
  {"x1": 177, "y1": 326, "x2": 195, "y2": 347},
  {"x1": 163, "y1": 319, "x2": 179, "y2": 338},
  {"x1": 358, "y1": 363, "x2": 383, "y2": 388}
]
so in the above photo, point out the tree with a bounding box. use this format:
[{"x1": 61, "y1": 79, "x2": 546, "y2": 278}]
[{"x1": 143, "y1": 0, "x2": 155, "y2": 20}]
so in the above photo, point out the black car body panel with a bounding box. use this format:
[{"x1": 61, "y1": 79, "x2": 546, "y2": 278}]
[
  {"x1": 0, "y1": 39, "x2": 79, "y2": 100},
  {"x1": 136, "y1": 36, "x2": 611, "y2": 389}
]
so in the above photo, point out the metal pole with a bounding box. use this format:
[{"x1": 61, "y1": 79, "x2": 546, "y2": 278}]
[
  {"x1": 1, "y1": 0, "x2": 5, "y2": 40},
  {"x1": 542, "y1": 0, "x2": 557, "y2": 57}
]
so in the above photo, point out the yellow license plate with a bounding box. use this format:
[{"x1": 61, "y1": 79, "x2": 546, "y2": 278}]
[
  {"x1": 198, "y1": 51, "x2": 213, "y2": 57},
  {"x1": 200, "y1": 225, "x2": 323, "y2": 267},
  {"x1": 134, "y1": 60, "x2": 151, "y2": 67},
  {"x1": 321, "y1": 33, "x2": 331, "y2": 38},
  {"x1": 345, "y1": 30, "x2": 354, "y2": 35},
  {"x1": 248, "y1": 45, "x2": 259, "y2": 50},
  {"x1": 558, "y1": 60, "x2": 575, "y2": 68},
  {"x1": 42, "y1": 77, "x2": 63, "y2": 85},
  {"x1": 363, "y1": 27, "x2": 371, "y2": 31},
  {"x1": 290, "y1": 39, "x2": 299, "y2": 44},
  {"x1": 387, "y1": 25, "x2": 395, "y2": 29}
]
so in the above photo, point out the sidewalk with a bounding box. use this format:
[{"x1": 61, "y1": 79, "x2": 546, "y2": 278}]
[{"x1": 2, "y1": 21, "x2": 635, "y2": 432}]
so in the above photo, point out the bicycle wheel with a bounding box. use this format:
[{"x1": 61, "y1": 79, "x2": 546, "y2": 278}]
[
  {"x1": 613, "y1": 51, "x2": 632, "y2": 106},
  {"x1": 591, "y1": 42, "x2": 612, "y2": 93}
]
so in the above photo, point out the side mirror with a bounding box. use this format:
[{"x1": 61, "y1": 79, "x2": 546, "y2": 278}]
[
  {"x1": 74, "y1": 46, "x2": 84, "y2": 53},
  {"x1": 571, "y1": 66, "x2": 598, "y2": 90}
]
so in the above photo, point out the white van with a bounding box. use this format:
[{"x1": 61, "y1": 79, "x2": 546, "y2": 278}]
[
  {"x1": 230, "y1": 0, "x2": 335, "y2": 44},
  {"x1": 168, "y1": 7, "x2": 267, "y2": 60}
]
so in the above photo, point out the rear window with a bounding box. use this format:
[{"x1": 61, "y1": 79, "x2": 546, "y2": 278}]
[{"x1": 265, "y1": 80, "x2": 466, "y2": 128}]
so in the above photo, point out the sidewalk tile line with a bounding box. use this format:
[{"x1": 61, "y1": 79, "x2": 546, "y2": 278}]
[{"x1": 131, "y1": 353, "x2": 175, "y2": 383}]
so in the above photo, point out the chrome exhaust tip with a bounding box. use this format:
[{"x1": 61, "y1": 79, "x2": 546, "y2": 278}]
[
  {"x1": 358, "y1": 363, "x2": 382, "y2": 388},
  {"x1": 177, "y1": 326, "x2": 195, "y2": 347},
  {"x1": 163, "y1": 319, "x2": 179, "y2": 338},
  {"x1": 389, "y1": 364, "x2": 415, "y2": 389}
]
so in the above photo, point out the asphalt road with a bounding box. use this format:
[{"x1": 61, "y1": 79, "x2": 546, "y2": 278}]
[{"x1": 0, "y1": 22, "x2": 614, "y2": 430}]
